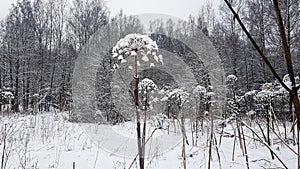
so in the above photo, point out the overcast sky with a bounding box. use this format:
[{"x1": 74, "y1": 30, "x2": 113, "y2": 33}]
[
  {"x1": 0, "y1": 1, "x2": 15, "y2": 19},
  {"x1": 0, "y1": 0, "x2": 221, "y2": 20},
  {"x1": 106, "y1": 0, "x2": 221, "y2": 20}
]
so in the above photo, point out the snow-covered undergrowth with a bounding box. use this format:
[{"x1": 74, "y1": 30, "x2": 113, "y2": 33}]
[{"x1": 0, "y1": 112, "x2": 298, "y2": 169}]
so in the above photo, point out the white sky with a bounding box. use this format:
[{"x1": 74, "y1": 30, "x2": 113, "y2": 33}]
[
  {"x1": 0, "y1": 1, "x2": 15, "y2": 19},
  {"x1": 0, "y1": 0, "x2": 221, "y2": 20},
  {"x1": 106, "y1": 0, "x2": 221, "y2": 20}
]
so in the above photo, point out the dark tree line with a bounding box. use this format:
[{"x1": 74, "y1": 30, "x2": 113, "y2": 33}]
[
  {"x1": 0, "y1": 0, "x2": 299, "y2": 116},
  {"x1": 0, "y1": 0, "x2": 108, "y2": 113}
]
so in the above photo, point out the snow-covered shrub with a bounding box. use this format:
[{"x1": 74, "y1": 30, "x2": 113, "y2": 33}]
[
  {"x1": 255, "y1": 83, "x2": 274, "y2": 105},
  {"x1": 254, "y1": 83, "x2": 275, "y2": 118},
  {"x1": 165, "y1": 88, "x2": 189, "y2": 118},
  {"x1": 261, "y1": 83, "x2": 274, "y2": 91},
  {"x1": 255, "y1": 90, "x2": 273, "y2": 104},
  {"x1": 1, "y1": 91, "x2": 14, "y2": 99},
  {"x1": 272, "y1": 83, "x2": 290, "y2": 118},
  {"x1": 150, "y1": 113, "x2": 170, "y2": 130},
  {"x1": 242, "y1": 90, "x2": 258, "y2": 113},
  {"x1": 1, "y1": 90, "x2": 14, "y2": 112},
  {"x1": 148, "y1": 87, "x2": 171, "y2": 116},
  {"x1": 167, "y1": 88, "x2": 189, "y2": 107}
]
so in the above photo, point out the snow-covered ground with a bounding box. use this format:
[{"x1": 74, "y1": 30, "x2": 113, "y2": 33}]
[{"x1": 0, "y1": 112, "x2": 298, "y2": 169}]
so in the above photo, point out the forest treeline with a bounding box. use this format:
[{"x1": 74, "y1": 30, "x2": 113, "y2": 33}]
[{"x1": 0, "y1": 0, "x2": 299, "y2": 114}]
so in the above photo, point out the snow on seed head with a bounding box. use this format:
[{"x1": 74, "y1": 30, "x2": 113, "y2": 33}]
[
  {"x1": 111, "y1": 33, "x2": 163, "y2": 69},
  {"x1": 193, "y1": 85, "x2": 206, "y2": 95},
  {"x1": 226, "y1": 74, "x2": 237, "y2": 84},
  {"x1": 255, "y1": 90, "x2": 272, "y2": 103},
  {"x1": 138, "y1": 78, "x2": 157, "y2": 93},
  {"x1": 261, "y1": 83, "x2": 273, "y2": 91}
]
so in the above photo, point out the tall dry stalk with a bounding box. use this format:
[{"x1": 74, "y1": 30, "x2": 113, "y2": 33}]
[
  {"x1": 240, "y1": 125, "x2": 249, "y2": 169},
  {"x1": 133, "y1": 55, "x2": 144, "y2": 169},
  {"x1": 1, "y1": 124, "x2": 7, "y2": 169},
  {"x1": 208, "y1": 110, "x2": 214, "y2": 169},
  {"x1": 181, "y1": 116, "x2": 187, "y2": 169}
]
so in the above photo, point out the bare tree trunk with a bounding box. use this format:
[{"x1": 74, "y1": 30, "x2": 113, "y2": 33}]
[
  {"x1": 14, "y1": 58, "x2": 20, "y2": 113},
  {"x1": 50, "y1": 57, "x2": 57, "y2": 90},
  {"x1": 25, "y1": 60, "x2": 30, "y2": 111}
]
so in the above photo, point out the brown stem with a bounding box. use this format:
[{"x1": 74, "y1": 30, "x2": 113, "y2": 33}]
[
  {"x1": 134, "y1": 57, "x2": 143, "y2": 169},
  {"x1": 241, "y1": 125, "x2": 250, "y2": 169},
  {"x1": 273, "y1": 0, "x2": 300, "y2": 129},
  {"x1": 142, "y1": 97, "x2": 147, "y2": 162},
  {"x1": 272, "y1": 0, "x2": 296, "y2": 86},
  {"x1": 181, "y1": 116, "x2": 187, "y2": 169},
  {"x1": 1, "y1": 124, "x2": 7, "y2": 169}
]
